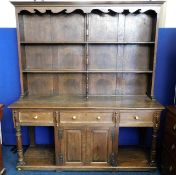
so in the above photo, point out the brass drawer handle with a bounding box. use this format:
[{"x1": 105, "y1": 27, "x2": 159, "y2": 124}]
[
  {"x1": 171, "y1": 144, "x2": 175, "y2": 150},
  {"x1": 72, "y1": 116, "x2": 76, "y2": 120},
  {"x1": 134, "y1": 115, "x2": 139, "y2": 120},
  {"x1": 169, "y1": 166, "x2": 173, "y2": 172},
  {"x1": 33, "y1": 116, "x2": 38, "y2": 120},
  {"x1": 97, "y1": 116, "x2": 101, "y2": 120},
  {"x1": 173, "y1": 124, "x2": 176, "y2": 131}
]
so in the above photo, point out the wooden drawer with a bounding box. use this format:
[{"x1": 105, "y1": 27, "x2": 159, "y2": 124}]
[
  {"x1": 166, "y1": 113, "x2": 176, "y2": 137},
  {"x1": 120, "y1": 111, "x2": 154, "y2": 127},
  {"x1": 19, "y1": 112, "x2": 54, "y2": 126},
  {"x1": 60, "y1": 112, "x2": 114, "y2": 124}
]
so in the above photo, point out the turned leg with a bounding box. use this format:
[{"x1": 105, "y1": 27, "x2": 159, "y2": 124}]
[
  {"x1": 16, "y1": 125, "x2": 25, "y2": 166},
  {"x1": 150, "y1": 112, "x2": 160, "y2": 167},
  {"x1": 13, "y1": 111, "x2": 25, "y2": 167}
]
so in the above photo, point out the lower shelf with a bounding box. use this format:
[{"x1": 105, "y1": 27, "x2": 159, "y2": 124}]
[
  {"x1": 24, "y1": 145, "x2": 55, "y2": 166},
  {"x1": 19, "y1": 145, "x2": 155, "y2": 171},
  {"x1": 118, "y1": 146, "x2": 152, "y2": 171}
]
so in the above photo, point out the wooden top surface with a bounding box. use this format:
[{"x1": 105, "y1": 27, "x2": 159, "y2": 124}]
[
  {"x1": 9, "y1": 96, "x2": 164, "y2": 110},
  {"x1": 167, "y1": 105, "x2": 176, "y2": 115},
  {"x1": 11, "y1": 0, "x2": 165, "y2": 6}
]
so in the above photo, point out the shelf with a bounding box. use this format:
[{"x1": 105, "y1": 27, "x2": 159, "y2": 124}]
[
  {"x1": 22, "y1": 69, "x2": 153, "y2": 73},
  {"x1": 20, "y1": 41, "x2": 155, "y2": 45},
  {"x1": 23, "y1": 69, "x2": 87, "y2": 73},
  {"x1": 118, "y1": 146, "x2": 151, "y2": 169},
  {"x1": 19, "y1": 145, "x2": 154, "y2": 171},
  {"x1": 24, "y1": 145, "x2": 55, "y2": 166},
  {"x1": 88, "y1": 41, "x2": 155, "y2": 45},
  {"x1": 21, "y1": 41, "x2": 86, "y2": 45},
  {"x1": 88, "y1": 70, "x2": 153, "y2": 73}
]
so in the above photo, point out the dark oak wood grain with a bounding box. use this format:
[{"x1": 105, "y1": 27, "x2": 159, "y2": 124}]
[
  {"x1": 10, "y1": 0, "x2": 165, "y2": 172},
  {"x1": 161, "y1": 106, "x2": 176, "y2": 175}
]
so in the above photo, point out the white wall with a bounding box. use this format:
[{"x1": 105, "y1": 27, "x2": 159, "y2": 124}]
[
  {"x1": 0, "y1": 0, "x2": 175, "y2": 28},
  {"x1": 164, "y1": 0, "x2": 176, "y2": 27},
  {"x1": 0, "y1": 0, "x2": 16, "y2": 27}
]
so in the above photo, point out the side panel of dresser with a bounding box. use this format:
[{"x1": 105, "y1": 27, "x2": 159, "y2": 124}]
[{"x1": 161, "y1": 107, "x2": 176, "y2": 175}]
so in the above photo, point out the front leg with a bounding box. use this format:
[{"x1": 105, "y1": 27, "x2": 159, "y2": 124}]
[
  {"x1": 13, "y1": 111, "x2": 25, "y2": 168},
  {"x1": 150, "y1": 111, "x2": 160, "y2": 167}
]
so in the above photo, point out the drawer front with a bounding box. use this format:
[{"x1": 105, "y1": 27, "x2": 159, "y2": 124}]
[
  {"x1": 120, "y1": 111, "x2": 154, "y2": 127},
  {"x1": 166, "y1": 113, "x2": 176, "y2": 137},
  {"x1": 60, "y1": 112, "x2": 114, "y2": 124},
  {"x1": 19, "y1": 112, "x2": 54, "y2": 125}
]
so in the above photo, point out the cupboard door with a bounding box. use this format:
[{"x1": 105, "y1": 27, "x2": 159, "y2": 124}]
[
  {"x1": 87, "y1": 127, "x2": 113, "y2": 166},
  {"x1": 60, "y1": 127, "x2": 86, "y2": 165}
]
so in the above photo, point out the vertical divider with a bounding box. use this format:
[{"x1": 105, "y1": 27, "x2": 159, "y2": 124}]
[{"x1": 85, "y1": 13, "x2": 89, "y2": 99}]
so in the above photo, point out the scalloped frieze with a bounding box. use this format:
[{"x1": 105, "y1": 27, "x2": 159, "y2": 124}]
[{"x1": 16, "y1": 6, "x2": 160, "y2": 14}]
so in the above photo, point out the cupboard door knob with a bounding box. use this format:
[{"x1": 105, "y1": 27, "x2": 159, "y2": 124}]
[
  {"x1": 169, "y1": 166, "x2": 173, "y2": 172},
  {"x1": 72, "y1": 116, "x2": 76, "y2": 120},
  {"x1": 171, "y1": 144, "x2": 175, "y2": 150},
  {"x1": 97, "y1": 116, "x2": 101, "y2": 120},
  {"x1": 134, "y1": 116, "x2": 139, "y2": 120},
  {"x1": 173, "y1": 124, "x2": 176, "y2": 131},
  {"x1": 33, "y1": 116, "x2": 38, "y2": 120}
]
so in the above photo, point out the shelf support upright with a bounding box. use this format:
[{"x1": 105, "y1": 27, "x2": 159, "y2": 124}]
[{"x1": 85, "y1": 13, "x2": 89, "y2": 99}]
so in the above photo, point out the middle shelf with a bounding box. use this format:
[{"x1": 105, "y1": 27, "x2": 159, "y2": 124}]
[
  {"x1": 22, "y1": 69, "x2": 153, "y2": 74},
  {"x1": 20, "y1": 41, "x2": 155, "y2": 45}
]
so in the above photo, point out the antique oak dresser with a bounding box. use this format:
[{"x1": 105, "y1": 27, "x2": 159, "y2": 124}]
[
  {"x1": 10, "y1": 0, "x2": 165, "y2": 171},
  {"x1": 161, "y1": 106, "x2": 176, "y2": 175}
]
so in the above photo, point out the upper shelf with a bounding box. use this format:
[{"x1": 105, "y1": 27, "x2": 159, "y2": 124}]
[{"x1": 20, "y1": 41, "x2": 155, "y2": 45}]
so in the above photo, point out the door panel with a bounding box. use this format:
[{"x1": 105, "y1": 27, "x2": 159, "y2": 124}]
[
  {"x1": 66, "y1": 130, "x2": 82, "y2": 162},
  {"x1": 87, "y1": 127, "x2": 113, "y2": 165},
  {"x1": 92, "y1": 130, "x2": 108, "y2": 162},
  {"x1": 60, "y1": 127, "x2": 86, "y2": 165}
]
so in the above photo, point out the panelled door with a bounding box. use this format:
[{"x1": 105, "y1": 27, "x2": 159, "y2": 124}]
[
  {"x1": 86, "y1": 127, "x2": 113, "y2": 165},
  {"x1": 60, "y1": 126, "x2": 86, "y2": 165}
]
